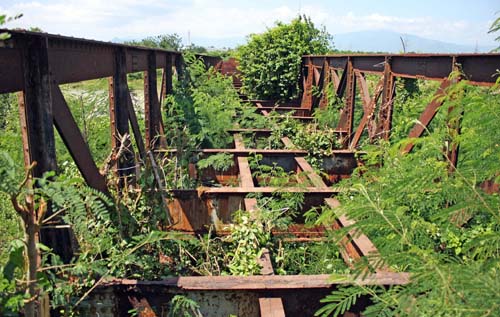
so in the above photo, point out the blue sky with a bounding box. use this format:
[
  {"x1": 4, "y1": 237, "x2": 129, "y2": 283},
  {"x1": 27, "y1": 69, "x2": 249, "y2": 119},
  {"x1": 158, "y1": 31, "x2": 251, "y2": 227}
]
[{"x1": 1, "y1": 0, "x2": 498, "y2": 47}]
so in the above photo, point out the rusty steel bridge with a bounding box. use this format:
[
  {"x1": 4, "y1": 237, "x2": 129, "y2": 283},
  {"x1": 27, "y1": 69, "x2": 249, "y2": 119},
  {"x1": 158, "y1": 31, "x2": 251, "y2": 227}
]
[{"x1": 0, "y1": 29, "x2": 499, "y2": 316}]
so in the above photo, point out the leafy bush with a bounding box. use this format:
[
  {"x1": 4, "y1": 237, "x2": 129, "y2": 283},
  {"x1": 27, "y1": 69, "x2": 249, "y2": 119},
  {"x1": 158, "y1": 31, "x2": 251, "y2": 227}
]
[
  {"x1": 237, "y1": 15, "x2": 333, "y2": 101},
  {"x1": 165, "y1": 53, "x2": 241, "y2": 149},
  {"x1": 311, "y1": 78, "x2": 500, "y2": 317}
]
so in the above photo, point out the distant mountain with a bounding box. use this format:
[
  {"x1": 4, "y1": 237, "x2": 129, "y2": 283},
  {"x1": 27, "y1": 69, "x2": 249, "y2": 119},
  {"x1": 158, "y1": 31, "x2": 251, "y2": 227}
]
[
  {"x1": 333, "y1": 30, "x2": 495, "y2": 54},
  {"x1": 112, "y1": 30, "x2": 495, "y2": 53}
]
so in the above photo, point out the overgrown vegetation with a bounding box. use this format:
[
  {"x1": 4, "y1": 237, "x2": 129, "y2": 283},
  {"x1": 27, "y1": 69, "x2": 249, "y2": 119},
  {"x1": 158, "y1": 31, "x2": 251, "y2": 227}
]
[
  {"x1": 309, "y1": 76, "x2": 500, "y2": 317},
  {"x1": 237, "y1": 15, "x2": 333, "y2": 101},
  {"x1": 1, "y1": 12, "x2": 499, "y2": 317},
  {"x1": 489, "y1": 12, "x2": 500, "y2": 52}
]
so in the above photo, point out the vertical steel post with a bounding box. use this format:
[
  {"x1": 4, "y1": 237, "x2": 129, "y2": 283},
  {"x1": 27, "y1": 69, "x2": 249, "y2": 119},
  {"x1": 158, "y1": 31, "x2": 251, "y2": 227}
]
[
  {"x1": 319, "y1": 59, "x2": 331, "y2": 110},
  {"x1": 19, "y1": 34, "x2": 73, "y2": 262},
  {"x1": 300, "y1": 58, "x2": 314, "y2": 110},
  {"x1": 159, "y1": 54, "x2": 173, "y2": 107},
  {"x1": 337, "y1": 58, "x2": 356, "y2": 145},
  {"x1": 174, "y1": 54, "x2": 184, "y2": 82},
  {"x1": 376, "y1": 57, "x2": 395, "y2": 140},
  {"x1": 144, "y1": 51, "x2": 161, "y2": 150},
  {"x1": 110, "y1": 48, "x2": 135, "y2": 185},
  {"x1": 165, "y1": 54, "x2": 174, "y2": 97},
  {"x1": 446, "y1": 57, "x2": 462, "y2": 172}
]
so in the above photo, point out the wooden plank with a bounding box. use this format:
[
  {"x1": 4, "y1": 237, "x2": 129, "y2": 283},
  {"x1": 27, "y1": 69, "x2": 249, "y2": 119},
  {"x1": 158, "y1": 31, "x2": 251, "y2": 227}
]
[
  {"x1": 105, "y1": 272, "x2": 410, "y2": 290},
  {"x1": 259, "y1": 298, "x2": 285, "y2": 317}
]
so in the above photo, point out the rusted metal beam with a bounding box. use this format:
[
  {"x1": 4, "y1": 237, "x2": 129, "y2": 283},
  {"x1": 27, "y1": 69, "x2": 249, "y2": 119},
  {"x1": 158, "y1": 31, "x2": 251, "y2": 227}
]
[
  {"x1": 200, "y1": 187, "x2": 340, "y2": 195},
  {"x1": 0, "y1": 31, "x2": 179, "y2": 94},
  {"x1": 337, "y1": 59, "x2": 356, "y2": 141},
  {"x1": 446, "y1": 107, "x2": 462, "y2": 173},
  {"x1": 304, "y1": 54, "x2": 500, "y2": 86},
  {"x1": 258, "y1": 248, "x2": 275, "y2": 276},
  {"x1": 335, "y1": 62, "x2": 349, "y2": 98},
  {"x1": 375, "y1": 59, "x2": 396, "y2": 140},
  {"x1": 350, "y1": 74, "x2": 385, "y2": 148},
  {"x1": 52, "y1": 86, "x2": 108, "y2": 193},
  {"x1": 244, "y1": 198, "x2": 259, "y2": 211},
  {"x1": 318, "y1": 59, "x2": 331, "y2": 110},
  {"x1": 160, "y1": 54, "x2": 173, "y2": 108},
  {"x1": 300, "y1": 58, "x2": 314, "y2": 110},
  {"x1": 325, "y1": 198, "x2": 388, "y2": 272},
  {"x1": 173, "y1": 148, "x2": 358, "y2": 156},
  {"x1": 403, "y1": 80, "x2": 451, "y2": 153},
  {"x1": 174, "y1": 54, "x2": 184, "y2": 81},
  {"x1": 128, "y1": 297, "x2": 157, "y2": 317},
  {"x1": 126, "y1": 93, "x2": 146, "y2": 161},
  {"x1": 19, "y1": 35, "x2": 57, "y2": 179},
  {"x1": 144, "y1": 51, "x2": 162, "y2": 150},
  {"x1": 0, "y1": 30, "x2": 222, "y2": 94},
  {"x1": 104, "y1": 272, "x2": 410, "y2": 289},
  {"x1": 199, "y1": 149, "x2": 308, "y2": 156},
  {"x1": 331, "y1": 69, "x2": 341, "y2": 90},
  {"x1": 110, "y1": 48, "x2": 135, "y2": 183},
  {"x1": 313, "y1": 65, "x2": 321, "y2": 86},
  {"x1": 18, "y1": 34, "x2": 73, "y2": 262},
  {"x1": 234, "y1": 133, "x2": 255, "y2": 188},
  {"x1": 355, "y1": 71, "x2": 371, "y2": 111},
  {"x1": 295, "y1": 157, "x2": 327, "y2": 188}
]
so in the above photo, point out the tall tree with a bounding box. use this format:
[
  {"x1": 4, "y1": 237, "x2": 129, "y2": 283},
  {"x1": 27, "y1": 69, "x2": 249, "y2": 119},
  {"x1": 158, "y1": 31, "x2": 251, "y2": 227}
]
[{"x1": 126, "y1": 34, "x2": 183, "y2": 51}]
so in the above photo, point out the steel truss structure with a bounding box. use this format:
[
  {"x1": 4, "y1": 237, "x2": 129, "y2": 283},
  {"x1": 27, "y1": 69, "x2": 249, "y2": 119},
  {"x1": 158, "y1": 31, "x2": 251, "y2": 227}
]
[{"x1": 0, "y1": 29, "x2": 499, "y2": 316}]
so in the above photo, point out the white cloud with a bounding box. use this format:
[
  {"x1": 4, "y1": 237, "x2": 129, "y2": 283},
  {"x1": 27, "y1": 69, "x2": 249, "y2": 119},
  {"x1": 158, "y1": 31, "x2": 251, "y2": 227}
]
[{"x1": 0, "y1": 0, "x2": 496, "y2": 46}]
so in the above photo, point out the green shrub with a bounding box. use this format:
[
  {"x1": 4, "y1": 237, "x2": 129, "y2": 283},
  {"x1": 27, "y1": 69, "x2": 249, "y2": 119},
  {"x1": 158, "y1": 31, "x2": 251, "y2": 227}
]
[{"x1": 237, "y1": 15, "x2": 332, "y2": 101}]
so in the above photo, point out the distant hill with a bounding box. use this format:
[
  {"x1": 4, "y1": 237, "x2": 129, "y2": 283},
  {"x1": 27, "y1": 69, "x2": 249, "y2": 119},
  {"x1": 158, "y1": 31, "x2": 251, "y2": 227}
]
[
  {"x1": 333, "y1": 30, "x2": 495, "y2": 54},
  {"x1": 113, "y1": 30, "x2": 496, "y2": 53}
]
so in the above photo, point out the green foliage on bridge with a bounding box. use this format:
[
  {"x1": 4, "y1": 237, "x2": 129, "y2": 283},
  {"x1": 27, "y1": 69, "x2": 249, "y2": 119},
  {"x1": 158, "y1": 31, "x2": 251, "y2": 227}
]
[{"x1": 237, "y1": 15, "x2": 333, "y2": 101}]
